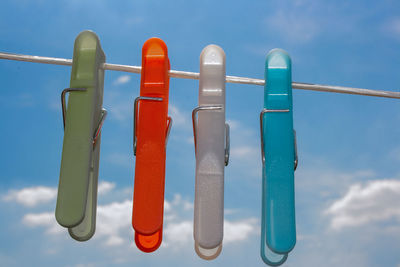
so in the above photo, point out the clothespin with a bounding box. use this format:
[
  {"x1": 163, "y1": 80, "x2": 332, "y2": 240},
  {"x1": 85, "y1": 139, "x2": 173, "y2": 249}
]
[
  {"x1": 132, "y1": 38, "x2": 172, "y2": 253},
  {"x1": 259, "y1": 49, "x2": 298, "y2": 266},
  {"x1": 192, "y1": 45, "x2": 230, "y2": 260},
  {"x1": 55, "y1": 30, "x2": 107, "y2": 241}
]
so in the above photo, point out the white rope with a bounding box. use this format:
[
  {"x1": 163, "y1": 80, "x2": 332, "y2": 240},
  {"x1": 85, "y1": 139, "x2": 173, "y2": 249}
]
[{"x1": 1, "y1": 52, "x2": 399, "y2": 99}]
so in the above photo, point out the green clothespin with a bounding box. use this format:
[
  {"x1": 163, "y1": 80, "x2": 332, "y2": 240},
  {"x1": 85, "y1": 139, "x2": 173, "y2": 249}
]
[{"x1": 55, "y1": 30, "x2": 107, "y2": 241}]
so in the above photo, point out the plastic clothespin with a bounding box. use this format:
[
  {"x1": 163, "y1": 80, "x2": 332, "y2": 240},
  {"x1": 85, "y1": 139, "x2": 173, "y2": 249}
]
[
  {"x1": 55, "y1": 30, "x2": 107, "y2": 241},
  {"x1": 132, "y1": 37, "x2": 172, "y2": 253},
  {"x1": 259, "y1": 49, "x2": 298, "y2": 266},
  {"x1": 192, "y1": 45, "x2": 230, "y2": 260}
]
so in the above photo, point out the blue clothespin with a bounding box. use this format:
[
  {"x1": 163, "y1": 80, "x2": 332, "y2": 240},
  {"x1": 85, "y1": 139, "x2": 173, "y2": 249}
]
[{"x1": 259, "y1": 49, "x2": 298, "y2": 266}]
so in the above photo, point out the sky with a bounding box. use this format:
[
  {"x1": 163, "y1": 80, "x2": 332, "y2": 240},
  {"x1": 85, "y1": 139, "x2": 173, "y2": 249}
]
[{"x1": 0, "y1": 0, "x2": 400, "y2": 266}]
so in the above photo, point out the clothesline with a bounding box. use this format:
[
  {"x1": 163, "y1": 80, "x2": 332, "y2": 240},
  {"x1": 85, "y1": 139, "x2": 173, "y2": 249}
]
[{"x1": 1, "y1": 51, "x2": 399, "y2": 99}]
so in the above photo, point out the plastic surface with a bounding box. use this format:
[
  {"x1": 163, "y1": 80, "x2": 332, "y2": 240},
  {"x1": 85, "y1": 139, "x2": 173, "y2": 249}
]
[
  {"x1": 260, "y1": 49, "x2": 296, "y2": 265},
  {"x1": 193, "y1": 45, "x2": 226, "y2": 260},
  {"x1": 55, "y1": 30, "x2": 105, "y2": 241},
  {"x1": 132, "y1": 38, "x2": 170, "y2": 253},
  {"x1": 261, "y1": 244, "x2": 288, "y2": 266}
]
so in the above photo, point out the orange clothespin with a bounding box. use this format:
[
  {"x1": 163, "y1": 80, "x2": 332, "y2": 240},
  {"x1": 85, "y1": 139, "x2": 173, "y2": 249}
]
[{"x1": 132, "y1": 38, "x2": 172, "y2": 253}]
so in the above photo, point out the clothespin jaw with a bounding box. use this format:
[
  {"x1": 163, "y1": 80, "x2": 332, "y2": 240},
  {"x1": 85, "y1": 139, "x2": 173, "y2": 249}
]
[
  {"x1": 55, "y1": 30, "x2": 106, "y2": 241},
  {"x1": 192, "y1": 44, "x2": 229, "y2": 260},
  {"x1": 259, "y1": 49, "x2": 297, "y2": 265},
  {"x1": 132, "y1": 37, "x2": 171, "y2": 253}
]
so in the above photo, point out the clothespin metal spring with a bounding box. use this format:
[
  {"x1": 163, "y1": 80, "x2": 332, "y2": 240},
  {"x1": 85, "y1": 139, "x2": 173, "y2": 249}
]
[
  {"x1": 133, "y1": 96, "x2": 173, "y2": 156},
  {"x1": 192, "y1": 105, "x2": 230, "y2": 166},
  {"x1": 61, "y1": 88, "x2": 108, "y2": 148},
  {"x1": 259, "y1": 108, "x2": 298, "y2": 170}
]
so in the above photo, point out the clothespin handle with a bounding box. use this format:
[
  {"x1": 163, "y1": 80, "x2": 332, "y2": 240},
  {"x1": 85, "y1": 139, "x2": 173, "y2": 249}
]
[
  {"x1": 132, "y1": 38, "x2": 171, "y2": 253},
  {"x1": 55, "y1": 30, "x2": 106, "y2": 241},
  {"x1": 260, "y1": 49, "x2": 296, "y2": 265},
  {"x1": 192, "y1": 45, "x2": 228, "y2": 260}
]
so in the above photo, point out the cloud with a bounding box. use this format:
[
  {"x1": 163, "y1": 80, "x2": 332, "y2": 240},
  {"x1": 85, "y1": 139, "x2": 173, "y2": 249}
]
[
  {"x1": 325, "y1": 179, "x2": 400, "y2": 230},
  {"x1": 226, "y1": 119, "x2": 240, "y2": 131},
  {"x1": 167, "y1": 104, "x2": 194, "y2": 145},
  {"x1": 104, "y1": 90, "x2": 133, "y2": 123},
  {"x1": 23, "y1": 212, "x2": 62, "y2": 235},
  {"x1": 224, "y1": 218, "x2": 258, "y2": 243},
  {"x1": 261, "y1": 1, "x2": 377, "y2": 46},
  {"x1": 263, "y1": 1, "x2": 324, "y2": 44},
  {"x1": 113, "y1": 75, "x2": 131, "y2": 85},
  {"x1": 297, "y1": 167, "x2": 377, "y2": 200},
  {"x1": 0, "y1": 93, "x2": 35, "y2": 108},
  {"x1": 3, "y1": 181, "x2": 115, "y2": 207},
  {"x1": 163, "y1": 221, "x2": 192, "y2": 247},
  {"x1": 169, "y1": 104, "x2": 189, "y2": 128},
  {"x1": 225, "y1": 119, "x2": 261, "y2": 179},
  {"x1": 265, "y1": 10, "x2": 320, "y2": 43},
  {"x1": 106, "y1": 152, "x2": 132, "y2": 168},
  {"x1": 98, "y1": 181, "x2": 116, "y2": 195},
  {"x1": 3, "y1": 186, "x2": 57, "y2": 207},
  {"x1": 381, "y1": 17, "x2": 400, "y2": 41},
  {"x1": 389, "y1": 146, "x2": 400, "y2": 162},
  {"x1": 19, "y1": 189, "x2": 257, "y2": 250},
  {"x1": 96, "y1": 199, "x2": 132, "y2": 246},
  {"x1": 230, "y1": 146, "x2": 259, "y2": 159},
  {"x1": 226, "y1": 119, "x2": 259, "y2": 160},
  {"x1": 163, "y1": 218, "x2": 258, "y2": 249}
]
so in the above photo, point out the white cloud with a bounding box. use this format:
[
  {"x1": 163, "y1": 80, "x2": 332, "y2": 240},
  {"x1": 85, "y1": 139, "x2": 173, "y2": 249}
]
[
  {"x1": 224, "y1": 119, "x2": 261, "y2": 179},
  {"x1": 96, "y1": 200, "x2": 132, "y2": 246},
  {"x1": 74, "y1": 264, "x2": 96, "y2": 267},
  {"x1": 262, "y1": 1, "x2": 326, "y2": 44},
  {"x1": 104, "y1": 92, "x2": 190, "y2": 128},
  {"x1": 265, "y1": 9, "x2": 320, "y2": 43},
  {"x1": 325, "y1": 179, "x2": 400, "y2": 230},
  {"x1": 162, "y1": 195, "x2": 257, "y2": 248},
  {"x1": 261, "y1": 1, "x2": 373, "y2": 46},
  {"x1": 23, "y1": 212, "x2": 53, "y2": 226},
  {"x1": 0, "y1": 93, "x2": 36, "y2": 108},
  {"x1": 124, "y1": 17, "x2": 144, "y2": 26},
  {"x1": 3, "y1": 186, "x2": 57, "y2": 207},
  {"x1": 3, "y1": 181, "x2": 115, "y2": 207},
  {"x1": 169, "y1": 104, "x2": 188, "y2": 127},
  {"x1": 98, "y1": 181, "x2": 116, "y2": 195},
  {"x1": 19, "y1": 190, "x2": 257, "y2": 250},
  {"x1": 166, "y1": 104, "x2": 194, "y2": 145},
  {"x1": 113, "y1": 75, "x2": 131, "y2": 85},
  {"x1": 17, "y1": 93, "x2": 35, "y2": 107},
  {"x1": 185, "y1": 136, "x2": 194, "y2": 145},
  {"x1": 382, "y1": 17, "x2": 400, "y2": 40},
  {"x1": 230, "y1": 146, "x2": 259, "y2": 158},
  {"x1": 183, "y1": 201, "x2": 193, "y2": 211},
  {"x1": 224, "y1": 218, "x2": 258, "y2": 243},
  {"x1": 106, "y1": 152, "x2": 131, "y2": 168},
  {"x1": 23, "y1": 212, "x2": 62, "y2": 235},
  {"x1": 163, "y1": 221, "x2": 192, "y2": 247},
  {"x1": 296, "y1": 166, "x2": 377, "y2": 200},
  {"x1": 104, "y1": 90, "x2": 135, "y2": 123},
  {"x1": 226, "y1": 119, "x2": 240, "y2": 131},
  {"x1": 163, "y1": 218, "x2": 258, "y2": 248},
  {"x1": 389, "y1": 146, "x2": 400, "y2": 162}
]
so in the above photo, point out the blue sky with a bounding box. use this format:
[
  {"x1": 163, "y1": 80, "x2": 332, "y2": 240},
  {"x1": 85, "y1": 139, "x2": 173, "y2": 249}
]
[{"x1": 0, "y1": 0, "x2": 400, "y2": 266}]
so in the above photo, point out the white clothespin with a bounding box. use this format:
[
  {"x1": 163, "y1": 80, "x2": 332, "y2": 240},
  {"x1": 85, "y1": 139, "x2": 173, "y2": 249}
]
[{"x1": 192, "y1": 44, "x2": 230, "y2": 260}]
